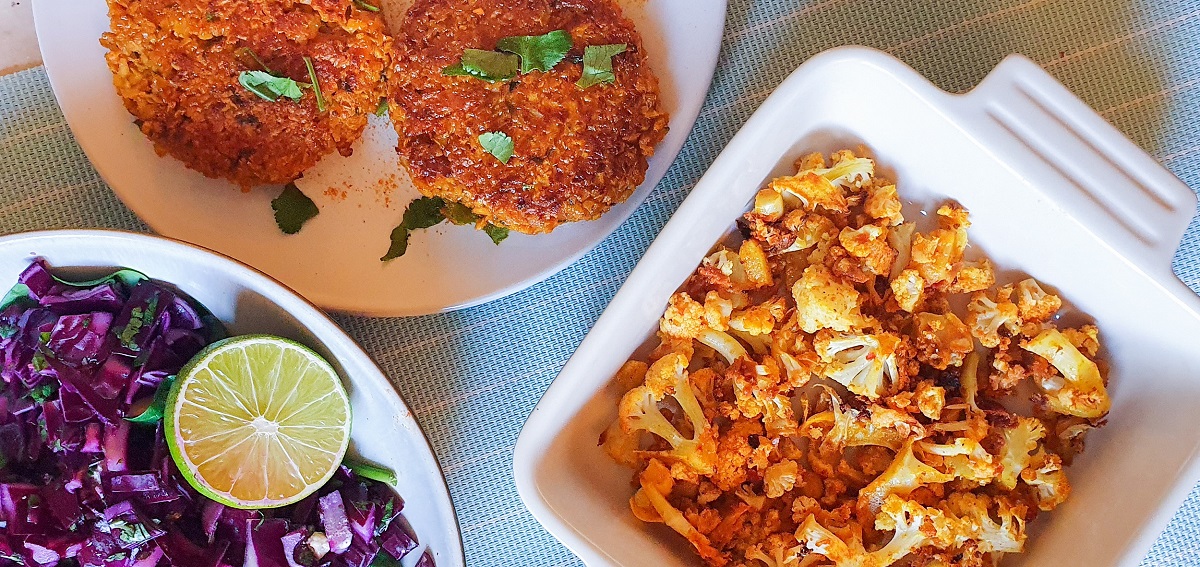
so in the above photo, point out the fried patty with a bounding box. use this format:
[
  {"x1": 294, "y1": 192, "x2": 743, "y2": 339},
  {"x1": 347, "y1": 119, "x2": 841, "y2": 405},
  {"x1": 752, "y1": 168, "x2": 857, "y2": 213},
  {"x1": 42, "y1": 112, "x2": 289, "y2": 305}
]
[
  {"x1": 101, "y1": 0, "x2": 392, "y2": 188},
  {"x1": 389, "y1": 0, "x2": 670, "y2": 234}
]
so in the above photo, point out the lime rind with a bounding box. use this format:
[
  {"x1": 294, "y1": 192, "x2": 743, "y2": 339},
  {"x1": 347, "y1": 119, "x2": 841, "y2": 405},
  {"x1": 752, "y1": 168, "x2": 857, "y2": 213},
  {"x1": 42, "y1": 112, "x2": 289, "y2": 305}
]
[{"x1": 164, "y1": 334, "x2": 351, "y2": 510}]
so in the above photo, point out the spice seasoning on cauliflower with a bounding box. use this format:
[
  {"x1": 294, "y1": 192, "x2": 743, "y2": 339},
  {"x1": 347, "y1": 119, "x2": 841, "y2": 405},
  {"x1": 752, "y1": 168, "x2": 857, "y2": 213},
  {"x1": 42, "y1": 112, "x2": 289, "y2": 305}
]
[{"x1": 602, "y1": 150, "x2": 1110, "y2": 566}]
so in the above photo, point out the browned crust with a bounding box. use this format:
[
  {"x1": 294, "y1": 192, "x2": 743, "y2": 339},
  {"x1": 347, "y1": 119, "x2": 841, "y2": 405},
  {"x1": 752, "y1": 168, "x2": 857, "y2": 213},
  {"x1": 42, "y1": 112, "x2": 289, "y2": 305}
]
[
  {"x1": 389, "y1": 0, "x2": 669, "y2": 234},
  {"x1": 101, "y1": 0, "x2": 392, "y2": 188}
]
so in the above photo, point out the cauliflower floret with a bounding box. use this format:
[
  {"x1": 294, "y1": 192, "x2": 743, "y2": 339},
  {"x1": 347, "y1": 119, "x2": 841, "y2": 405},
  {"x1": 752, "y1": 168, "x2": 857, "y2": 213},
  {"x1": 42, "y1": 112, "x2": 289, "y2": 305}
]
[
  {"x1": 1061, "y1": 324, "x2": 1100, "y2": 357},
  {"x1": 770, "y1": 172, "x2": 850, "y2": 214},
  {"x1": 731, "y1": 303, "x2": 779, "y2": 336},
  {"x1": 729, "y1": 357, "x2": 800, "y2": 436},
  {"x1": 1021, "y1": 450, "x2": 1071, "y2": 511},
  {"x1": 815, "y1": 331, "x2": 905, "y2": 399},
  {"x1": 918, "y1": 437, "x2": 1001, "y2": 483},
  {"x1": 699, "y1": 328, "x2": 750, "y2": 364},
  {"x1": 763, "y1": 459, "x2": 801, "y2": 498},
  {"x1": 1014, "y1": 278, "x2": 1062, "y2": 324},
  {"x1": 703, "y1": 291, "x2": 734, "y2": 331},
  {"x1": 909, "y1": 205, "x2": 969, "y2": 286},
  {"x1": 964, "y1": 286, "x2": 1020, "y2": 348},
  {"x1": 792, "y1": 265, "x2": 867, "y2": 334},
  {"x1": 703, "y1": 248, "x2": 763, "y2": 292},
  {"x1": 745, "y1": 534, "x2": 811, "y2": 567},
  {"x1": 803, "y1": 396, "x2": 925, "y2": 451},
  {"x1": 781, "y1": 212, "x2": 838, "y2": 254},
  {"x1": 838, "y1": 224, "x2": 896, "y2": 276},
  {"x1": 740, "y1": 240, "x2": 775, "y2": 289},
  {"x1": 948, "y1": 259, "x2": 995, "y2": 294},
  {"x1": 619, "y1": 353, "x2": 717, "y2": 475},
  {"x1": 799, "y1": 495, "x2": 928, "y2": 567},
  {"x1": 911, "y1": 312, "x2": 973, "y2": 370},
  {"x1": 997, "y1": 416, "x2": 1046, "y2": 490},
  {"x1": 914, "y1": 380, "x2": 945, "y2": 420},
  {"x1": 661, "y1": 292, "x2": 706, "y2": 340},
  {"x1": 865, "y1": 183, "x2": 903, "y2": 226},
  {"x1": 631, "y1": 459, "x2": 725, "y2": 564},
  {"x1": 859, "y1": 440, "x2": 954, "y2": 515},
  {"x1": 887, "y1": 222, "x2": 916, "y2": 280},
  {"x1": 1022, "y1": 329, "x2": 1110, "y2": 418},
  {"x1": 815, "y1": 154, "x2": 875, "y2": 189},
  {"x1": 754, "y1": 188, "x2": 786, "y2": 221},
  {"x1": 938, "y1": 493, "x2": 1027, "y2": 553},
  {"x1": 889, "y1": 269, "x2": 924, "y2": 313}
]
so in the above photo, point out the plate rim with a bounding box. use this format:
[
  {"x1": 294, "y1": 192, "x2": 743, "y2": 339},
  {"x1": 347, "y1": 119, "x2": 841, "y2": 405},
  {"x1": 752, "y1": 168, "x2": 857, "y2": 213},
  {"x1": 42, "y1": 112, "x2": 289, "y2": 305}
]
[{"x1": 0, "y1": 227, "x2": 467, "y2": 566}]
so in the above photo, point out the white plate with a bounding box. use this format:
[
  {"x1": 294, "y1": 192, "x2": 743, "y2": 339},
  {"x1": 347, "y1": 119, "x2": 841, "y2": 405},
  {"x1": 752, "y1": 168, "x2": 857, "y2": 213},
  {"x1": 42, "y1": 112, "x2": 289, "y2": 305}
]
[
  {"x1": 0, "y1": 229, "x2": 464, "y2": 567},
  {"x1": 514, "y1": 47, "x2": 1200, "y2": 566},
  {"x1": 31, "y1": 0, "x2": 725, "y2": 316}
]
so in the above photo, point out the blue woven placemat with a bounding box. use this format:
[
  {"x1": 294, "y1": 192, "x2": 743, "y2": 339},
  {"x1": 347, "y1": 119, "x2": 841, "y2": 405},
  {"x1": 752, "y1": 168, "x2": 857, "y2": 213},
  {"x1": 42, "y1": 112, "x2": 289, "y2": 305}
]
[{"x1": 4, "y1": 0, "x2": 1200, "y2": 564}]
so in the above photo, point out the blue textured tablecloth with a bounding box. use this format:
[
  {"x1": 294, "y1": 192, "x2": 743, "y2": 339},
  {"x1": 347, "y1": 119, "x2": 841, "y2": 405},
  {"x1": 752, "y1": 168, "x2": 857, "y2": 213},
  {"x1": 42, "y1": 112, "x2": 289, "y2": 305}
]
[{"x1": 4, "y1": 0, "x2": 1200, "y2": 564}]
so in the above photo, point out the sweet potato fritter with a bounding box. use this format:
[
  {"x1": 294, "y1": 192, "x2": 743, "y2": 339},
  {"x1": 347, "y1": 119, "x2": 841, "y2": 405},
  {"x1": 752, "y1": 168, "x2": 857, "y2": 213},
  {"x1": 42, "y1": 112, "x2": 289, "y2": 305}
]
[
  {"x1": 389, "y1": 0, "x2": 670, "y2": 234},
  {"x1": 101, "y1": 0, "x2": 392, "y2": 188}
]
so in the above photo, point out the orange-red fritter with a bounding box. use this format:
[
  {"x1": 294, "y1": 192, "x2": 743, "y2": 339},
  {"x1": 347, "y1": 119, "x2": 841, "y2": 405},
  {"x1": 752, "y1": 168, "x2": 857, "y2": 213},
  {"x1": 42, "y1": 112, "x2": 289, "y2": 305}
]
[
  {"x1": 101, "y1": 0, "x2": 392, "y2": 188},
  {"x1": 389, "y1": 0, "x2": 670, "y2": 234}
]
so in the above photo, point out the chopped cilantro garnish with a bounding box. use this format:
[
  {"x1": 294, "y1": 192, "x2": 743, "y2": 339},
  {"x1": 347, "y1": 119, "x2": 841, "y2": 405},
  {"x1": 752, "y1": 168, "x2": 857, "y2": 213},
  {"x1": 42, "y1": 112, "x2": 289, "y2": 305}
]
[
  {"x1": 238, "y1": 70, "x2": 304, "y2": 102},
  {"x1": 441, "y1": 201, "x2": 479, "y2": 225},
  {"x1": 272, "y1": 183, "x2": 320, "y2": 235},
  {"x1": 496, "y1": 30, "x2": 572, "y2": 73},
  {"x1": 369, "y1": 551, "x2": 400, "y2": 567},
  {"x1": 375, "y1": 98, "x2": 388, "y2": 117},
  {"x1": 352, "y1": 0, "x2": 379, "y2": 11},
  {"x1": 117, "y1": 294, "x2": 158, "y2": 351},
  {"x1": 442, "y1": 49, "x2": 518, "y2": 82},
  {"x1": 380, "y1": 226, "x2": 410, "y2": 262},
  {"x1": 375, "y1": 499, "x2": 397, "y2": 537},
  {"x1": 478, "y1": 131, "x2": 514, "y2": 163},
  {"x1": 38, "y1": 331, "x2": 51, "y2": 344},
  {"x1": 577, "y1": 43, "x2": 627, "y2": 89},
  {"x1": 304, "y1": 57, "x2": 326, "y2": 112},
  {"x1": 31, "y1": 353, "x2": 48, "y2": 372},
  {"x1": 0, "y1": 325, "x2": 16, "y2": 339},
  {"x1": 483, "y1": 224, "x2": 510, "y2": 245},
  {"x1": 29, "y1": 382, "x2": 57, "y2": 403}
]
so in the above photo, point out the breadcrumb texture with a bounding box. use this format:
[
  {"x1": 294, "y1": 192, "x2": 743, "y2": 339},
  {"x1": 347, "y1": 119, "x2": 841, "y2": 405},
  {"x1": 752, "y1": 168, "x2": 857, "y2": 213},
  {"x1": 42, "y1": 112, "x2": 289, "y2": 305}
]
[
  {"x1": 101, "y1": 0, "x2": 392, "y2": 188},
  {"x1": 603, "y1": 151, "x2": 1111, "y2": 567},
  {"x1": 388, "y1": 0, "x2": 670, "y2": 234}
]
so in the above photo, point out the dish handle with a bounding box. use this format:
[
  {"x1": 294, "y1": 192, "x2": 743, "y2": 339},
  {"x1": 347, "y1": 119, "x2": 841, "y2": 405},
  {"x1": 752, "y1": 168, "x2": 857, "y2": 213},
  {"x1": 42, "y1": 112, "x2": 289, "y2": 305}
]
[{"x1": 954, "y1": 54, "x2": 1197, "y2": 280}]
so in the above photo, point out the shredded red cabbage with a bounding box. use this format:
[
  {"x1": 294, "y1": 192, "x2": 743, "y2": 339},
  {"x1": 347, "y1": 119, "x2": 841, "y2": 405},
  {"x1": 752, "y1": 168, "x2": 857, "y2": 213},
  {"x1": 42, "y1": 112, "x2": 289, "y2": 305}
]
[{"x1": 0, "y1": 260, "x2": 432, "y2": 567}]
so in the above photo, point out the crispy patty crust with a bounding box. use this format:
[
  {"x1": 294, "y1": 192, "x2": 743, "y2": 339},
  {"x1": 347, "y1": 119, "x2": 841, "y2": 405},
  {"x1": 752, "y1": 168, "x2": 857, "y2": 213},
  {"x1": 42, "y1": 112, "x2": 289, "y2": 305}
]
[
  {"x1": 389, "y1": 0, "x2": 670, "y2": 234},
  {"x1": 101, "y1": 0, "x2": 392, "y2": 188}
]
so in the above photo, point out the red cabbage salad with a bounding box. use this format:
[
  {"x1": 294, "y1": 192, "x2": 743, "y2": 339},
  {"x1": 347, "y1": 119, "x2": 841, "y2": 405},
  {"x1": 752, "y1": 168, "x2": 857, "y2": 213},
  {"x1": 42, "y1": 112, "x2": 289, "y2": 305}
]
[{"x1": 0, "y1": 260, "x2": 433, "y2": 567}]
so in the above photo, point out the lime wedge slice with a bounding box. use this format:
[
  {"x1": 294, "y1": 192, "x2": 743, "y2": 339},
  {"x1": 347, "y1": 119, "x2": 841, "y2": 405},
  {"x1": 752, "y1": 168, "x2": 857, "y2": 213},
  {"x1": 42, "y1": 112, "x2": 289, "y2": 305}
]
[{"x1": 165, "y1": 334, "x2": 351, "y2": 509}]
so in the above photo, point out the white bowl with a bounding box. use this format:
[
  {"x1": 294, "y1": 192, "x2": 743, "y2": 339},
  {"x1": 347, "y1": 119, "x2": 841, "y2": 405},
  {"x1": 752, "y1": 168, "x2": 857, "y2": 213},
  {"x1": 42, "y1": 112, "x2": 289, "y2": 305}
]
[
  {"x1": 0, "y1": 229, "x2": 464, "y2": 567},
  {"x1": 514, "y1": 46, "x2": 1200, "y2": 566}
]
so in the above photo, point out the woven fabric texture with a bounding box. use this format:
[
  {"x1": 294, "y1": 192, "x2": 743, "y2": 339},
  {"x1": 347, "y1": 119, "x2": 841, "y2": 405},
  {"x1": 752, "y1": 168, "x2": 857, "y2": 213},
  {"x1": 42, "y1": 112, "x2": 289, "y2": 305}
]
[{"x1": 3, "y1": 0, "x2": 1200, "y2": 564}]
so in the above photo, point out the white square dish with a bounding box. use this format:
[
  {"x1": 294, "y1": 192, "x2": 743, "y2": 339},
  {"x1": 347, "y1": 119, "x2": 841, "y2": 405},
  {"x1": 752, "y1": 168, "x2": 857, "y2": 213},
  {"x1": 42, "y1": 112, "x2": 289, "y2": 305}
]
[{"x1": 513, "y1": 46, "x2": 1200, "y2": 566}]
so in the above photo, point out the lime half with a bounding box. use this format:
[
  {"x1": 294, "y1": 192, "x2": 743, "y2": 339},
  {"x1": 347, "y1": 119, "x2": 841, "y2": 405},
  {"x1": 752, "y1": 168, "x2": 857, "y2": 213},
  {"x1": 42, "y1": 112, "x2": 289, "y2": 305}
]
[{"x1": 165, "y1": 334, "x2": 351, "y2": 509}]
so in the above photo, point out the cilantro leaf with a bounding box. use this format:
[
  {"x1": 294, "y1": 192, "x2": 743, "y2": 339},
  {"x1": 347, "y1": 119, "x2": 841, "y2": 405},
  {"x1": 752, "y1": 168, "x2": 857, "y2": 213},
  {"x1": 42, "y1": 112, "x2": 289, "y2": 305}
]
[
  {"x1": 380, "y1": 226, "x2": 409, "y2": 262},
  {"x1": 577, "y1": 43, "x2": 627, "y2": 89},
  {"x1": 0, "y1": 282, "x2": 32, "y2": 311},
  {"x1": 441, "y1": 201, "x2": 479, "y2": 225},
  {"x1": 126, "y1": 375, "x2": 175, "y2": 425},
  {"x1": 496, "y1": 30, "x2": 572, "y2": 73},
  {"x1": 483, "y1": 224, "x2": 510, "y2": 245},
  {"x1": 442, "y1": 49, "x2": 518, "y2": 82},
  {"x1": 478, "y1": 131, "x2": 514, "y2": 163},
  {"x1": 382, "y1": 197, "x2": 450, "y2": 261},
  {"x1": 272, "y1": 183, "x2": 320, "y2": 235},
  {"x1": 375, "y1": 98, "x2": 388, "y2": 117},
  {"x1": 402, "y1": 197, "x2": 447, "y2": 230},
  {"x1": 239, "y1": 70, "x2": 304, "y2": 102}
]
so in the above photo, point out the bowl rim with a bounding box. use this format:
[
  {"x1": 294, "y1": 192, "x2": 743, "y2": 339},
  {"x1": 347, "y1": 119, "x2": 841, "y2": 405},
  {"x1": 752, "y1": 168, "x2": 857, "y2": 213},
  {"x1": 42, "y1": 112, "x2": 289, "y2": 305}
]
[{"x1": 0, "y1": 227, "x2": 466, "y2": 565}]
